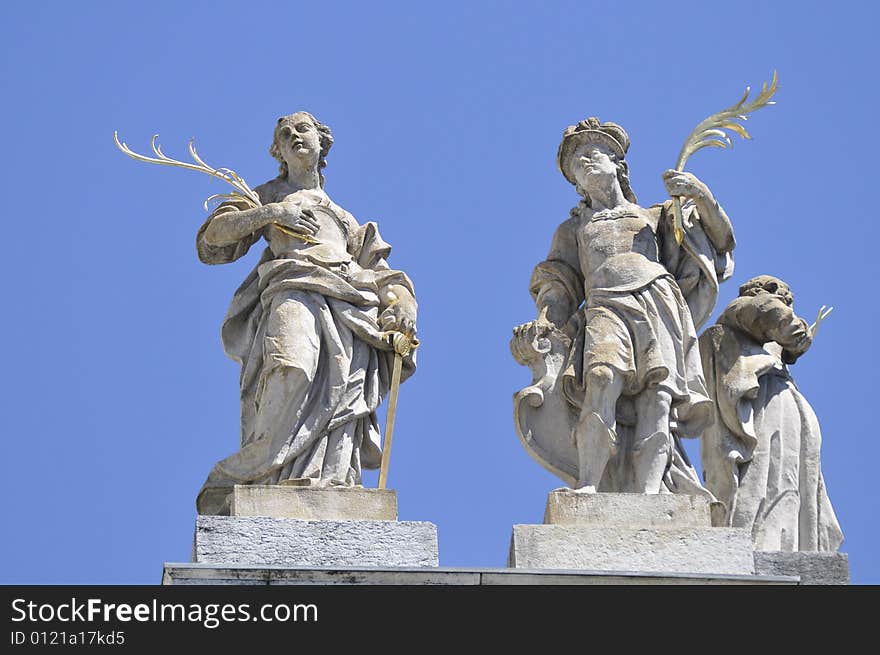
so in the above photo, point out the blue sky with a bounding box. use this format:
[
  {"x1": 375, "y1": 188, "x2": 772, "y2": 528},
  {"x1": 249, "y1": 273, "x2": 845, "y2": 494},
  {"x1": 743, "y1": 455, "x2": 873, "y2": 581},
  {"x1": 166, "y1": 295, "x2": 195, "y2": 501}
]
[{"x1": 1, "y1": 1, "x2": 877, "y2": 583}]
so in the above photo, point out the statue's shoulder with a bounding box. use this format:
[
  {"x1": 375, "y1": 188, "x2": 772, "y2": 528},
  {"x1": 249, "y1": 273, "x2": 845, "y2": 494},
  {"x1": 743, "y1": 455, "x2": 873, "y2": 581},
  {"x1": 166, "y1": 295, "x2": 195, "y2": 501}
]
[
  {"x1": 715, "y1": 295, "x2": 781, "y2": 343},
  {"x1": 254, "y1": 178, "x2": 285, "y2": 204},
  {"x1": 647, "y1": 201, "x2": 671, "y2": 219},
  {"x1": 546, "y1": 214, "x2": 579, "y2": 251},
  {"x1": 557, "y1": 208, "x2": 583, "y2": 234}
]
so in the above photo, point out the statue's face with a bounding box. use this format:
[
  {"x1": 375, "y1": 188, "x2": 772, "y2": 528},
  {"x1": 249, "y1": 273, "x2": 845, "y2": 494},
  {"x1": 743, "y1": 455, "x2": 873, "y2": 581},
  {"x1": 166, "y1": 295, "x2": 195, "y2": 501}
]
[
  {"x1": 276, "y1": 112, "x2": 322, "y2": 173},
  {"x1": 571, "y1": 142, "x2": 618, "y2": 190}
]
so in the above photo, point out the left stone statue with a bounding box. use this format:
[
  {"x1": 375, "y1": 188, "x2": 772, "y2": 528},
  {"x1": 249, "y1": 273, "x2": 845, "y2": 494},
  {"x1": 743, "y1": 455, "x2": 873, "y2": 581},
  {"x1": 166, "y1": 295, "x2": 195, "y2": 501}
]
[{"x1": 195, "y1": 112, "x2": 418, "y2": 514}]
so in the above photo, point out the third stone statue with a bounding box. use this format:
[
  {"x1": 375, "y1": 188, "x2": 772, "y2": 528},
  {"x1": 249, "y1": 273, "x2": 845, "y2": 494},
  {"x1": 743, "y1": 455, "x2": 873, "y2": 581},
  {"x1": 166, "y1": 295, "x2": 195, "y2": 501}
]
[
  {"x1": 511, "y1": 117, "x2": 736, "y2": 495},
  {"x1": 699, "y1": 276, "x2": 842, "y2": 551}
]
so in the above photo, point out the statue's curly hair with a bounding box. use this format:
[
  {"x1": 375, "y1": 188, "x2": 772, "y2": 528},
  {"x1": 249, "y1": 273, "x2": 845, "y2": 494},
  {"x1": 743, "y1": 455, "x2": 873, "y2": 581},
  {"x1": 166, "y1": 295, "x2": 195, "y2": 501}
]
[
  {"x1": 739, "y1": 274, "x2": 794, "y2": 306},
  {"x1": 270, "y1": 112, "x2": 334, "y2": 187}
]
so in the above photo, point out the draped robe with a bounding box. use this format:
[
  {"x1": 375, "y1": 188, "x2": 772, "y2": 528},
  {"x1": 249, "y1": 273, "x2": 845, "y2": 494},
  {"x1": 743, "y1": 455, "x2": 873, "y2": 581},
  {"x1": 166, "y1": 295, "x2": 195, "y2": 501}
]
[
  {"x1": 699, "y1": 293, "x2": 843, "y2": 550},
  {"x1": 195, "y1": 185, "x2": 415, "y2": 514}
]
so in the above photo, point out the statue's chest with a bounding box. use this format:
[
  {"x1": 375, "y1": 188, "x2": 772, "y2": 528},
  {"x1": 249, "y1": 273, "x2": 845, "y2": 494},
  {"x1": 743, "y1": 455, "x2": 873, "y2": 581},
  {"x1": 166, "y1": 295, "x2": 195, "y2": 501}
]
[
  {"x1": 577, "y1": 210, "x2": 658, "y2": 258},
  {"x1": 267, "y1": 191, "x2": 352, "y2": 262}
]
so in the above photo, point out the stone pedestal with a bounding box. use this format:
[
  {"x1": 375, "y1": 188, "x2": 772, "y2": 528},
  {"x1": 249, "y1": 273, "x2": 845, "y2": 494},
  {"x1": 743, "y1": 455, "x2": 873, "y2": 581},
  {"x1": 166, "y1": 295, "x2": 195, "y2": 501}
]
[
  {"x1": 754, "y1": 551, "x2": 850, "y2": 585},
  {"x1": 194, "y1": 515, "x2": 439, "y2": 567},
  {"x1": 190, "y1": 485, "x2": 439, "y2": 569},
  {"x1": 163, "y1": 563, "x2": 796, "y2": 585},
  {"x1": 198, "y1": 484, "x2": 398, "y2": 519},
  {"x1": 229, "y1": 485, "x2": 397, "y2": 520},
  {"x1": 543, "y1": 491, "x2": 712, "y2": 528},
  {"x1": 509, "y1": 491, "x2": 757, "y2": 576}
]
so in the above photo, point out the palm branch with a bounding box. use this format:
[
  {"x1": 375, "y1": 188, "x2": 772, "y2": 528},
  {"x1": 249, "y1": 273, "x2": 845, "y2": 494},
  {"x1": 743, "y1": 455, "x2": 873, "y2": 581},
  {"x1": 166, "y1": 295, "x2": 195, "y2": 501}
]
[
  {"x1": 113, "y1": 132, "x2": 314, "y2": 242},
  {"x1": 671, "y1": 71, "x2": 778, "y2": 243}
]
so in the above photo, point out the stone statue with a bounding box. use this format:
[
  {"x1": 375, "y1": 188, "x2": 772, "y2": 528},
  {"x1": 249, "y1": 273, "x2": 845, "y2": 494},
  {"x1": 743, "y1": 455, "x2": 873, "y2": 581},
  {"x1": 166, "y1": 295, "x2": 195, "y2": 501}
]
[
  {"x1": 194, "y1": 111, "x2": 418, "y2": 514},
  {"x1": 511, "y1": 117, "x2": 736, "y2": 495},
  {"x1": 699, "y1": 275, "x2": 842, "y2": 551}
]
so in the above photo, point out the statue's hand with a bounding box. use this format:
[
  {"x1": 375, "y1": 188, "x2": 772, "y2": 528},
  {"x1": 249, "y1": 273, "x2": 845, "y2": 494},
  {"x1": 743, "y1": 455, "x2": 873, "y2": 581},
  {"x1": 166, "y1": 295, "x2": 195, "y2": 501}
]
[
  {"x1": 663, "y1": 170, "x2": 711, "y2": 201},
  {"x1": 511, "y1": 308, "x2": 555, "y2": 365},
  {"x1": 379, "y1": 300, "x2": 417, "y2": 336},
  {"x1": 269, "y1": 201, "x2": 320, "y2": 237}
]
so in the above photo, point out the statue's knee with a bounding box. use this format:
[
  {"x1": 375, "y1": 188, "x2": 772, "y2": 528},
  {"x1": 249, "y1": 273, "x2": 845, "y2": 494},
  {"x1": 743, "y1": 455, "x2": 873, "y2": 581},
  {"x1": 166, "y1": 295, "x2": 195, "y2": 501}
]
[
  {"x1": 634, "y1": 431, "x2": 671, "y2": 455},
  {"x1": 586, "y1": 365, "x2": 616, "y2": 390}
]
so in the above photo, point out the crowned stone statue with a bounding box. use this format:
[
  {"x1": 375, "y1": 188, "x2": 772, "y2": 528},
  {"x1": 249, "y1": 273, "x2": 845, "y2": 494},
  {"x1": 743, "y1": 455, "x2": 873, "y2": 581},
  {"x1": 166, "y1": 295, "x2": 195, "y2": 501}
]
[{"x1": 511, "y1": 117, "x2": 736, "y2": 495}]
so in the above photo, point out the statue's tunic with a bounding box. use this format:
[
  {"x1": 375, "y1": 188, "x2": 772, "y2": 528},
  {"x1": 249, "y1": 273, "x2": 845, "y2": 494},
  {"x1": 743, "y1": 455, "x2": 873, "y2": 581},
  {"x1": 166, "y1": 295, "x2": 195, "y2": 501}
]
[
  {"x1": 194, "y1": 186, "x2": 415, "y2": 513},
  {"x1": 571, "y1": 206, "x2": 708, "y2": 420},
  {"x1": 524, "y1": 200, "x2": 734, "y2": 492},
  {"x1": 699, "y1": 294, "x2": 843, "y2": 551}
]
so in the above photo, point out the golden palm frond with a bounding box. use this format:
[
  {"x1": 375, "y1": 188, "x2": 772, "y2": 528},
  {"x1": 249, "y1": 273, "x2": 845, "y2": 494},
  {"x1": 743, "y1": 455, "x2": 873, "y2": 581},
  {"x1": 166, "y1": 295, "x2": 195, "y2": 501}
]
[
  {"x1": 675, "y1": 70, "x2": 778, "y2": 170},
  {"x1": 670, "y1": 71, "x2": 778, "y2": 244},
  {"x1": 113, "y1": 132, "x2": 261, "y2": 211},
  {"x1": 114, "y1": 131, "x2": 317, "y2": 243}
]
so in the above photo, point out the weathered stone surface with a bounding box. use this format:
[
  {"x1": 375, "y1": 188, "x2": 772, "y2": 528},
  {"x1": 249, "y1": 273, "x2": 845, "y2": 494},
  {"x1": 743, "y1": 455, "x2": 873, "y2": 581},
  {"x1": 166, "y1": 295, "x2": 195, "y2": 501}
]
[
  {"x1": 543, "y1": 490, "x2": 711, "y2": 528},
  {"x1": 509, "y1": 524, "x2": 755, "y2": 575},
  {"x1": 229, "y1": 485, "x2": 397, "y2": 520},
  {"x1": 162, "y1": 563, "x2": 795, "y2": 586},
  {"x1": 193, "y1": 516, "x2": 438, "y2": 568},
  {"x1": 700, "y1": 276, "x2": 844, "y2": 553},
  {"x1": 511, "y1": 116, "x2": 738, "y2": 494},
  {"x1": 185, "y1": 111, "x2": 419, "y2": 516},
  {"x1": 754, "y1": 551, "x2": 849, "y2": 585},
  {"x1": 479, "y1": 569, "x2": 790, "y2": 585},
  {"x1": 163, "y1": 564, "x2": 476, "y2": 585},
  {"x1": 266, "y1": 568, "x2": 474, "y2": 585}
]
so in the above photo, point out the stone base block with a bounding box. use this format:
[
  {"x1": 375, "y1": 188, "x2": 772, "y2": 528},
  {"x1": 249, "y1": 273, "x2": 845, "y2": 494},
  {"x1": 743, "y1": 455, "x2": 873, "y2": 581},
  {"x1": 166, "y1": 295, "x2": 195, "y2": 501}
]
[
  {"x1": 754, "y1": 551, "x2": 849, "y2": 585},
  {"x1": 509, "y1": 524, "x2": 755, "y2": 575},
  {"x1": 163, "y1": 563, "x2": 796, "y2": 585},
  {"x1": 194, "y1": 515, "x2": 439, "y2": 568},
  {"x1": 229, "y1": 485, "x2": 397, "y2": 520},
  {"x1": 543, "y1": 490, "x2": 712, "y2": 528}
]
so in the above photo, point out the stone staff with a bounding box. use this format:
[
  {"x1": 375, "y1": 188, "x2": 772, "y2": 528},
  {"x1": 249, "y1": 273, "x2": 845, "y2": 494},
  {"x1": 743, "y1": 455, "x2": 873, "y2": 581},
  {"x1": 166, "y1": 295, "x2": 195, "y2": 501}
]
[{"x1": 378, "y1": 331, "x2": 419, "y2": 490}]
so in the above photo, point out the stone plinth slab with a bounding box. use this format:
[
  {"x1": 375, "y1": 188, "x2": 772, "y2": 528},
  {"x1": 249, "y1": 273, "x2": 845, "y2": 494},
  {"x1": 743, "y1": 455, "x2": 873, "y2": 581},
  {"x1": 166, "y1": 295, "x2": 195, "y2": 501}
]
[
  {"x1": 754, "y1": 551, "x2": 849, "y2": 585},
  {"x1": 163, "y1": 563, "x2": 796, "y2": 585},
  {"x1": 543, "y1": 491, "x2": 712, "y2": 528},
  {"x1": 164, "y1": 564, "x2": 479, "y2": 585},
  {"x1": 194, "y1": 515, "x2": 438, "y2": 568},
  {"x1": 509, "y1": 524, "x2": 755, "y2": 575},
  {"x1": 229, "y1": 485, "x2": 397, "y2": 520}
]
